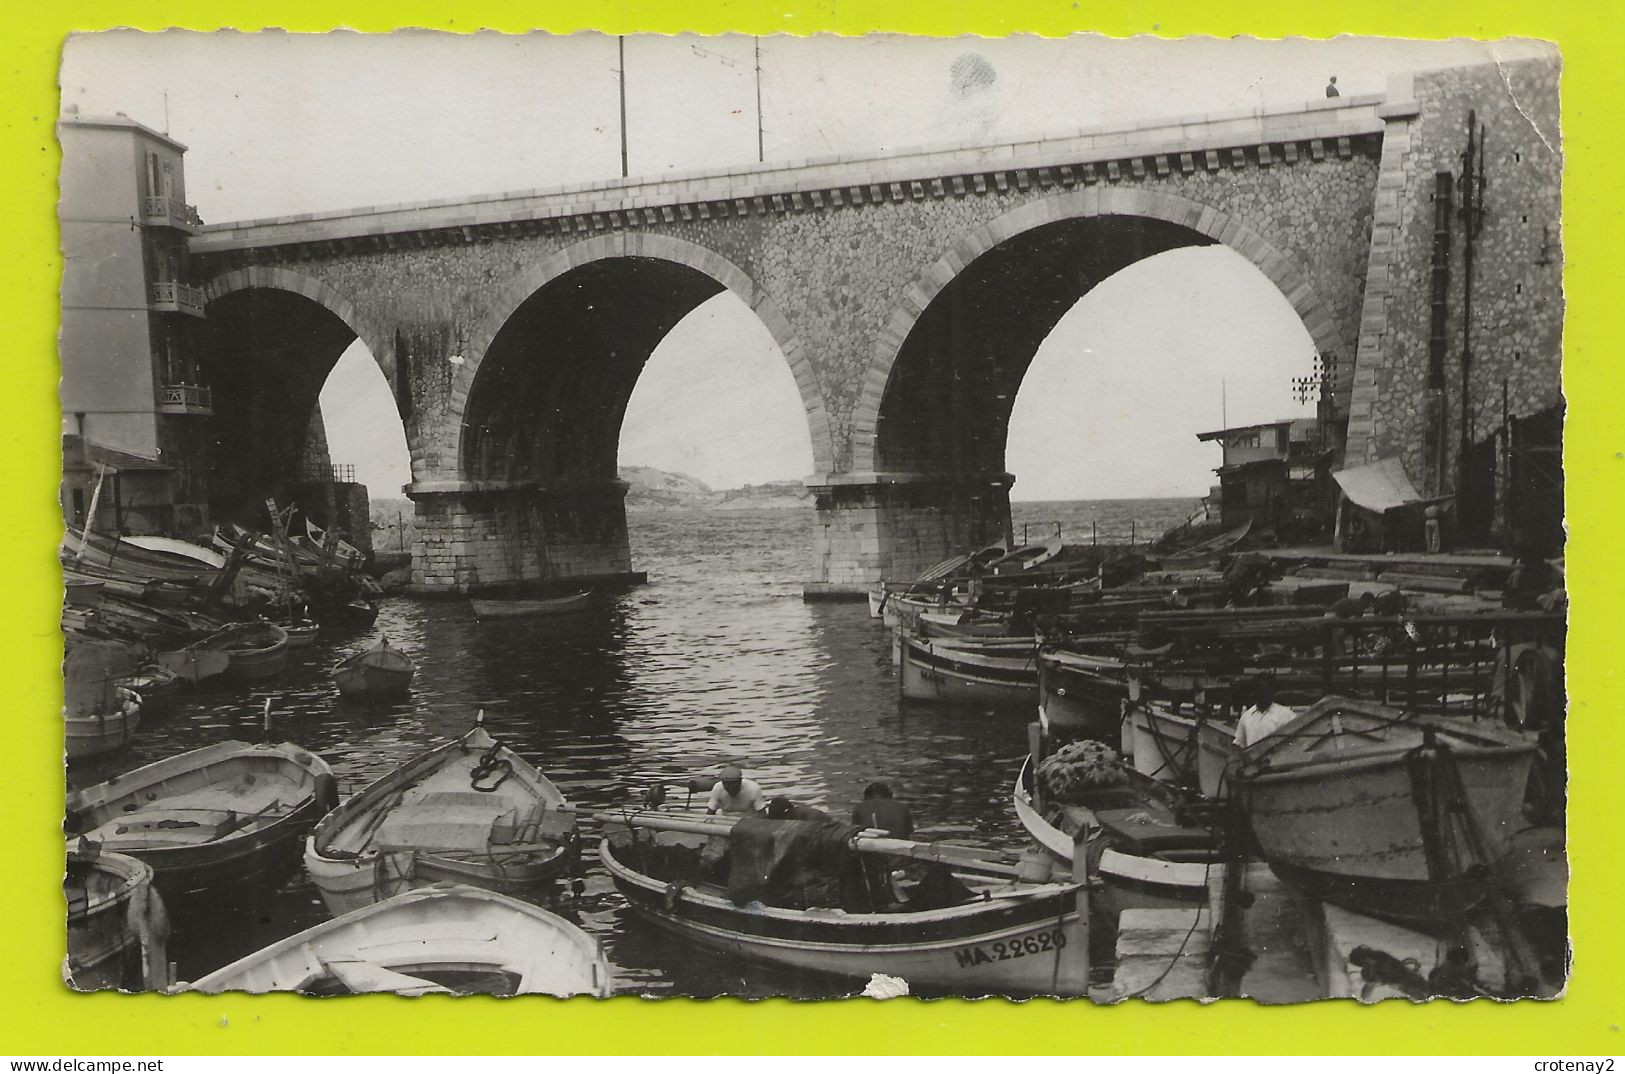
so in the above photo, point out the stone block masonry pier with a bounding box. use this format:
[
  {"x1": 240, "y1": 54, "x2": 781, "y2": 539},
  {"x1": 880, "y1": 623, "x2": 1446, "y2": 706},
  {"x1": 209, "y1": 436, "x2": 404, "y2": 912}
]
[{"x1": 182, "y1": 56, "x2": 1561, "y2": 596}]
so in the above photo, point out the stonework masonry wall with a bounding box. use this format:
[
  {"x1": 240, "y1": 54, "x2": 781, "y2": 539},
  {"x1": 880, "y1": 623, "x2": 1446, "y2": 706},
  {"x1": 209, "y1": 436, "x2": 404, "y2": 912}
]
[
  {"x1": 411, "y1": 485, "x2": 633, "y2": 591},
  {"x1": 809, "y1": 479, "x2": 1011, "y2": 595},
  {"x1": 1345, "y1": 58, "x2": 1562, "y2": 491},
  {"x1": 201, "y1": 138, "x2": 1381, "y2": 488}
]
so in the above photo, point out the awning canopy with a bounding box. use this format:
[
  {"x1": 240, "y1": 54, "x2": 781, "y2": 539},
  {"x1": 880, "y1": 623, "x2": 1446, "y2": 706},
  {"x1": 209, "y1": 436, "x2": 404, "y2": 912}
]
[{"x1": 1333, "y1": 457, "x2": 1447, "y2": 513}]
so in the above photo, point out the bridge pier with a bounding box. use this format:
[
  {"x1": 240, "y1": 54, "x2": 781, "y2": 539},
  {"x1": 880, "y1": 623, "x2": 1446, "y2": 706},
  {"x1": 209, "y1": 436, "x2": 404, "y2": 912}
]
[
  {"x1": 803, "y1": 473, "x2": 1014, "y2": 601},
  {"x1": 405, "y1": 479, "x2": 642, "y2": 594}
]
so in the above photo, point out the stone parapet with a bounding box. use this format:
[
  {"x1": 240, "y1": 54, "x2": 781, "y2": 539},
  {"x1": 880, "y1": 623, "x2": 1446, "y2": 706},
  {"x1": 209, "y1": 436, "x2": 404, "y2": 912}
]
[{"x1": 194, "y1": 98, "x2": 1385, "y2": 258}]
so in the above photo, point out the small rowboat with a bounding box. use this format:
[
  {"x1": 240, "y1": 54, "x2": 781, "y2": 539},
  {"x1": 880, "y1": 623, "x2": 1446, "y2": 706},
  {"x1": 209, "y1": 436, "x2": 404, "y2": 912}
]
[
  {"x1": 333, "y1": 638, "x2": 415, "y2": 699},
  {"x1": 898, "y1": 634, "x2": 1039, "y2": 708},
  {"x1": 304, "y1": 719, "x2": 578, "y2": 916},
  {"x1": 66, "y1": 687, "x2": 142, "y2": 760},
  {"x1": 118, "y1": 663, "x2": 181, "y2": 715},
  {"x1": 278, "y1": 618, "x2": 321, "y2": 648},
  {"x1": 1236, "y1": 697, "x2": 1538, "y2": 921},
  {"x1": 186, "y1": 884, "x2": 610, "y2": 996},
  {"x1": 219, "y1": 621, "x2": 290, "y2": 682},
  {"x1": 598, "y1": 810, "x2": 1090, "y2": 996},
  {"x1": 155, "y1": 637, "x2": 231, "y2": 685},
  {"x1": 470, "y1": 591, "x2": 592, "y2": 620},
  {"x1": 1012, "y1": 755, "x2": 1224, "y2": 922},
  {"x1": 66, "y1": 741, "x2": 337, "y2": 900},
  {"x1": 66, "y1": 847, "x2": 171, "y2": 991}
]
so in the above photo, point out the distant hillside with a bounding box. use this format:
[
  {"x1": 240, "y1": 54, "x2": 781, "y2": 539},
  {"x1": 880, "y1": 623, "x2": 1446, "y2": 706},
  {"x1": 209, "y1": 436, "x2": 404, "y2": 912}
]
[
  {"x1": 365, "y1": 474, "x2": 808, "y2": 536},
  {"x1": 621, "y1": 467, "x2": 810, "y2": 510}
]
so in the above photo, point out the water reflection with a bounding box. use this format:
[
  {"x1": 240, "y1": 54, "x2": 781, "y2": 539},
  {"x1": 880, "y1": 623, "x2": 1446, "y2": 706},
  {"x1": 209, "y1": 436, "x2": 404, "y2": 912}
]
[{"x1": 64, "y1": 502, "x2": 1189, "y2": 995}]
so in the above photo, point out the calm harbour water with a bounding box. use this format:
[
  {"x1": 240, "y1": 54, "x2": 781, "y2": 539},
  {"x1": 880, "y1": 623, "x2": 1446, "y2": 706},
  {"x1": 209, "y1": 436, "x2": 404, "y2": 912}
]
[{"x1": 68, "y1": 498, "x2": 1195, "y2": 998}]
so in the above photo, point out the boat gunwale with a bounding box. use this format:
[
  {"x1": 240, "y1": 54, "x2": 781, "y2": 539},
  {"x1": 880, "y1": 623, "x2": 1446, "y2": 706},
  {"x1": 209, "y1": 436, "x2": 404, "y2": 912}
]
[
  {"x1": 597, "y1": 832, "x2": 1080, "y2": 938},
  {"x1": 187, "y1": 883, "x2": 607, "y2": 996},
  {"x1": 308, "y1": 729, "x2": 574, "y2": 867}
]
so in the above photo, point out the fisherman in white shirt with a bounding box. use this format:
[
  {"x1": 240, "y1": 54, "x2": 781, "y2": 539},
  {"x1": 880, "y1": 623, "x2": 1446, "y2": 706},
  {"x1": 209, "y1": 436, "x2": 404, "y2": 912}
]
[
  {"x1": 706, "y1": 765, "x2": 767, "y2": 815},
  {"x1": 1233, "y1": 676, "x2": 1298, "y2": 749}
]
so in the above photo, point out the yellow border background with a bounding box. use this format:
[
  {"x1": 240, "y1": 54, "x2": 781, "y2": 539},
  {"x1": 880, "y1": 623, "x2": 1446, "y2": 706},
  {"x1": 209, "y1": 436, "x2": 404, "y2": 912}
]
[{"x1": 3, "y1": 0, "x2": 1620, "y2": 1056}]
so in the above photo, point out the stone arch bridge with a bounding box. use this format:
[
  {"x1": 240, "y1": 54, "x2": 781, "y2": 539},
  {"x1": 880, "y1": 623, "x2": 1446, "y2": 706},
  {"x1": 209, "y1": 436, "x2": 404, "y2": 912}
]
[{"x1": 190, "y1": 60, "x2": 1563, "y2": 596}]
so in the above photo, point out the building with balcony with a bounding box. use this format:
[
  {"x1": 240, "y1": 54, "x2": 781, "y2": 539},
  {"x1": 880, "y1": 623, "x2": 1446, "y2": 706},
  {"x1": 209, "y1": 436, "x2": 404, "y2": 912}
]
[
  {"x1": 1196, "y1": 417, "x2": 1335, "y2": 536},
  {"x1": 59, "y1": 111, "x2": 212, "y2": 535}
]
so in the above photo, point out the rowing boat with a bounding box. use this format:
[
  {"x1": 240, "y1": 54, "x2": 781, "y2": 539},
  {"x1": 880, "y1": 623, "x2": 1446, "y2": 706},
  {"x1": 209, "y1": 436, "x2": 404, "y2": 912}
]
[
  {"x1": 469, "y1": 591, "x2": 592, "y2": 619},
  {"x1": 304, "y1": 719, "x2": 578, "y2": 916},
  {"x1": 898, "y1": 634, "x2": 1039, "y2": 707},
  {"x1": 186, "y1": 883, "x2": 610, "y2": 996},
  {"x1": 218, "y1": 621, "x2": 290, "y2": 682},
  {"x1": 1236, "y1": 697, "x2": 1538, "y2": 920},
  {"x1": 333, "y1": 637, "x2": 415, "y2": 699},
  {"x1": 598, "y1": 809, "x2": 1089, "y2": 996},
  {"x1": 65, "y1": 847, "x2": 171, "y2": 991},
  {"x1": 67, "y1": 740, "x2": 336, "y2": 900},
  {"x1": 1012, "y1": 754, "x2": 1224, "y2": 923},
  {"x1": 65, "y1": 687, "x2": 142, "y2": 760}
]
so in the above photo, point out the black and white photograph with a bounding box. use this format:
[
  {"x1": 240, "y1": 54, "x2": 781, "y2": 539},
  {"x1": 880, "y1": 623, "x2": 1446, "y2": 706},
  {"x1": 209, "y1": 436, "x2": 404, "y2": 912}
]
[{"x1": 57, "y1": 31, "x2": 1566, "y2": 1002}]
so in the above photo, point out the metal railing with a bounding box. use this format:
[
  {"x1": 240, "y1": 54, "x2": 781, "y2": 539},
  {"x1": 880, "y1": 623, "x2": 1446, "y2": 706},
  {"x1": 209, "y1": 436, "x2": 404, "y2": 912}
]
[
  {"x1": 142, "y1": 195, "x2": 204, "y2": 230},
  {"x1": 298, "y1": 463, "x2": 357, "y2": 483},
  {"x1": 157, "y1": 383, "x2": 212, "y2": 411},
  {"x1": 1128, "y1": 611, "x2": 1566, "y2": 729},
  {"x1": 149, "y1": 280, "x2": 206, "y2": 316}
]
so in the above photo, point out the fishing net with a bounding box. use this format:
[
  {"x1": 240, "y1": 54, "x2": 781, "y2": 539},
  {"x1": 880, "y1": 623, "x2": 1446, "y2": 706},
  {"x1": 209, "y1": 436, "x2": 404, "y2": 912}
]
[{"x1": 1036, "y1": 739, "x2": 1128, "y2": 804}]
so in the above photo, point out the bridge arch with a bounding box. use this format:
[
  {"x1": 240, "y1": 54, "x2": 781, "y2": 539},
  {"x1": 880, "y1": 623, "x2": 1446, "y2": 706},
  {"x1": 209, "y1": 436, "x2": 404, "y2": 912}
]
[
  {"x1": 199, "y1": 267, "x2": 398, "y2": 521},
  {"x1": 849, "y1": 187, "x2": 1351, "y2": 475},
  {"x1": 449, "y1": 233, "x2": 834, "y2": 480},
  {"x1": 202, "y1": 265, "x2": 390, "y2": 373}
]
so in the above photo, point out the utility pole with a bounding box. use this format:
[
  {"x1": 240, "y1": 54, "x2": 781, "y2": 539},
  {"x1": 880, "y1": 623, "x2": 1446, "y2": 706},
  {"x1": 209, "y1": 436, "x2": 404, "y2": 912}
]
[
  {"x1": 618, "y1": 36, "x2": 629, "y2": 179},
  {"x1": 755, "y1": 37, "x2": 765, "y2": 163},
  {"x1": 1457, "y1": 110, "x2": 1487, "y2": 530}
]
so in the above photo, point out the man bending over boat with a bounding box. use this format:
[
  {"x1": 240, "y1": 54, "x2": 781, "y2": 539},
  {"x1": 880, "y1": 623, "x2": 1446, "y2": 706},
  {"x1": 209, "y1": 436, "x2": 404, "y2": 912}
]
[
  {"x1": 1233, "y1": 676, "x2": 1298, "y2": 750},
  {"x1": 707, "y1": 765, "x2": 767, "y2": 815},
  {"x1": 851, "y1": 782, "x2": 913, "y2": 839}
]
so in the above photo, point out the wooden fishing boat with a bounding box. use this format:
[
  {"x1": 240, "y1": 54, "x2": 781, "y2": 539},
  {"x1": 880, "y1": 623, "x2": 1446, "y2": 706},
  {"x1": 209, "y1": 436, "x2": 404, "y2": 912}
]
[
  {"x1": 120, "y1": 535, "x2": 229, "y2": 569},
  {"x1": 1013, "y1": 755, "x2": 1225, "y2": 920},
  {"x1": 898, "y1": 634, "x2": 1039, "y2": 707},
  {"x1": 155, "y1": 633, "x2": 232, "y2": 685},
  {"x1": 988, "y1": 536, "x2": 1063, "y2": 575},
  {"x1": 1037, "y1": 648, "x2": 1127, "y2": 741},
  {"x1": 333, "y1": 638, "x2": 416, "y2": 699},
  {"x1": 65, "y1": 847, "x2": 171, "y2": 991},
  {"x1": 65, "y1": 687, "x2": 142, "y2": 760},
  {"x1": 1120, "y1": 699, "x2": 1239, "y2": 794},
  {"x1": 118, "y1": 663, "x2": 181, "y2": 715},
  {"x1": 219, "y1": 620, "x2": 290, "y2": 681},
  {"x1": 186, "y1": 883, "x2": 610, "y2": 996},
  {"x1": 1156, "y1": 520, "x2": 1252, "y2": 569},
  {"x1": 598, "y1": 809, "x2": 1089, "y2": 995},
  {"x1": 469, "y1": 591, "x2": 592, "y2": 620},
  {"x1": 304, "y1": 720, "x2": 578, "y2": 916},
  {"x1": 273, "y1": 615, "x2": 321, "y2": 648},
  {"x1": 916, "y1": 608, "x2": 1010, "y2": 639},
  {"x1": 1236, "y1": 697, "x2": 1538, "y2": 920},
  {"x1": 66, "y1": 740, "x2": 337, "y2": 900}
]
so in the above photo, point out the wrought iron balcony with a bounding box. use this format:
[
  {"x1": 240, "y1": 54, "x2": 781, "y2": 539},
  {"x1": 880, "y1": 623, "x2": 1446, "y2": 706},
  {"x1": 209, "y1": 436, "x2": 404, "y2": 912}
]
[
  {"x1": 157, "y1": 383, "x2": 212, "y2": 415},
  {"x1": 141, "y1": 195, "x2": 204, "y2": 234},
  {"x1": 148, "y1": 280, "x2": 207, "y2": 318}
]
